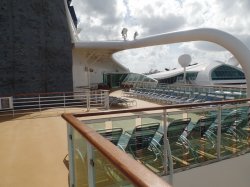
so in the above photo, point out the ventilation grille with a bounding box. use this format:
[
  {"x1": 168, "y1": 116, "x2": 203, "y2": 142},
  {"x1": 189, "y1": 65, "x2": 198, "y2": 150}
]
[{"x1": 0, "y1": 97, "x2": 13, "y2": 110}]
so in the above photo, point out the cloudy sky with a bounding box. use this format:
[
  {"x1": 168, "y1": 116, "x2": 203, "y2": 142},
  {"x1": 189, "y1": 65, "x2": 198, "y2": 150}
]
[{"x1": 72, "y1": 0, "x2": 250, "y2": 73}]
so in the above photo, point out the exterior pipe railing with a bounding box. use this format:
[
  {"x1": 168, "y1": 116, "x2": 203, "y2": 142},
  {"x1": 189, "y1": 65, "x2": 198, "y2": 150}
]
[{"x1": 0, "y1": 90, "x2": 110, "y2": 117}]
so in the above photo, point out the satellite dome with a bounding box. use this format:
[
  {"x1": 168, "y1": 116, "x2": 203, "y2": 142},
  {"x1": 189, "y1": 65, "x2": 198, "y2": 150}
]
[
  {"x1": 227, "y1": 56, "x2": 239, "y2": 67},
  {"x1": 178, "y1": 54, "x2": 192, "y2": 68}
]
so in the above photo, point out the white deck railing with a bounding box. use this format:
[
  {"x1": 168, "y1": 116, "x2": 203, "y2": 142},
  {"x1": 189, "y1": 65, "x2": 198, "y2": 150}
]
[{"x1": 0, "y1": 90, "x2": 109, "y2": 117}]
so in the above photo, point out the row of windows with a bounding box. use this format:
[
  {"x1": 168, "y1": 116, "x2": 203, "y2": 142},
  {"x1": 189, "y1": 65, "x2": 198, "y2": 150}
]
[
  {"x1": 158, "y1": 65, "x2": 245, "y2": 83},
  {"x1": 123, "y1": 73, "x2": 156, "y2": 83},
  {"x1": 211, "y1": 65, "x2": 245, "y2": 80},
  {"x1": 103, "y1": 73, "x2": 127, "y2": 87},
  {"x1": 158, "y1": 72, "x2": 198, "y2": 84}
]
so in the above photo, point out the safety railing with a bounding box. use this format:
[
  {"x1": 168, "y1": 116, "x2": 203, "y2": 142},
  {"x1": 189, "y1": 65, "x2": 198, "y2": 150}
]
[
  {"x1": 124, "y1": 85, "x2": 246, "y2": 104},
  {"x1": 157, "y1": 83, "x2": 246, "y2": 96},
  {"x1": 0, "y1": 90, "x2": 109, "y2": 117},
  {"x1": 63, "y1": 98, "x2": 250, "y2": 186},
  {"x1": 122, "y1": 81, "x2": 158, "y2": 89},
  {"x1": 63, "y1": 113, "x2": 171, "y2": 187}
]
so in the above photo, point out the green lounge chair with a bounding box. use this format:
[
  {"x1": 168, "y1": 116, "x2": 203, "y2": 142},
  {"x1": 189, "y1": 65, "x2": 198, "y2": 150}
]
[
  {"x1": 204, "y1": 109, "x2": 247, "y2": 155},
  {"x1": 123, "y1": 123, "x2": 160, "y2": 158},
  {"x1": 182, "y1": 115, "x2": 217, "y2": 161},
  {"x1": 152, "y1": 118, "x2": 192, "y2": 168},
  {"x1": 97, "y1": 128, "x2": 123, "y2": 146},
  {"x1": 122, "y1": 123, "x2": 161, "y2": 173},
  {"x1": 187, "y1": 115, "x2": 217, "y2": 140}
]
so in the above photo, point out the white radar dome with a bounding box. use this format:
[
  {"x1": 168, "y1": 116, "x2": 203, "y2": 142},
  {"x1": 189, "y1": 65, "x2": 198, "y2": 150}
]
[
  {"x1": 227, "y1": 56, "x2": 239, "y2": 67},
  {"x1": 178, "y1": 54, "x2": 192, "y2": 68}
]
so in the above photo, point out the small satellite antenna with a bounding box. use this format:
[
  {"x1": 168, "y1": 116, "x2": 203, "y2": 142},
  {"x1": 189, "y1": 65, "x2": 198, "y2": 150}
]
[{"x1": 178, "y1": 54, "x2": 192, "y2": 84}]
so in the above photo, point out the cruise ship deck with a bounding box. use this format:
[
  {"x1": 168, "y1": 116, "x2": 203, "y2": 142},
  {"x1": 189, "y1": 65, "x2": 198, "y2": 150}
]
[
  {"x1": 0, "y1": 90, "x2": 158, "y2": 187},
  {"x1": 2, "y1": 1, "x2": 250, "y2": 187},
  {"x1": 0, "y1": 116, "x2": 68, "y2": 187},
  {"x1": 1, "y1": 89, "x2": 250, "y2": 187}
]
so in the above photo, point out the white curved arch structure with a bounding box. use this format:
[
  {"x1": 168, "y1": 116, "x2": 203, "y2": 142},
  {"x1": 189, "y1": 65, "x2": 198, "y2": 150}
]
[{"x1": 74, "y1": 28, "x2": 250, "y2": 97}]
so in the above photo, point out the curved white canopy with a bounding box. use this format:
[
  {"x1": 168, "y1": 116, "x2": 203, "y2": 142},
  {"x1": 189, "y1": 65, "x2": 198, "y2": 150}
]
[{"x1": 73, "y1": 28, "x2": 250, "y2": 97}]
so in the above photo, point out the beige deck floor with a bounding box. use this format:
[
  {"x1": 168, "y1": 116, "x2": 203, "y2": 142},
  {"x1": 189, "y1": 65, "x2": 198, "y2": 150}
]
[
  {"x1": 109, "y1": 89, "x2": 161, "y2": 109},
  {"x1": 0, "y1": 90, "x2": 161, "y2": 187},
  {"x1": 0, "y1": 116, "x2": 68, "y2": 187}
]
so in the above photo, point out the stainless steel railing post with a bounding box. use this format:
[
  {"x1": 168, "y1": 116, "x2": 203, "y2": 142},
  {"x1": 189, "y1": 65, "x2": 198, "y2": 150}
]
[
  {"x1": 87, "y1": 90, "x2": 90, "y2": 111},
  {"x1": 217, "y1": 105, "x2": 222, "y2": 160},
  {"x1": 163, "y1": 109, "x2": 168, "y2": 175}
]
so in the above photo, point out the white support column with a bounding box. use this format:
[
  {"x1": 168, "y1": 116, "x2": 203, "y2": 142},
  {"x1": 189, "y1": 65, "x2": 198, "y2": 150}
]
[
  {"x1": 87, "y1": 90, "x2": 91, "y2": 111},
  {"x1": 163, "y1": 109, "x2": 174, "y2": 185},
  {"x1": 12, "y1": 97, "x2": 15, "y2": 117},
  {"x1": 183, "y1": 67, "x2": 186, "y2": 84},
  {"x1": 63, "y1": 93, "x2": 66, "y2": 112},
  {"x1": 104, "y1": 90, "x2": 109, "y2": 110},
  {"x1": 38, "y1": 94, "x2": 41, "y2": 112},
  {"x1": 87, "y1": 66, "x2": 91, "y2": 88},
  {"x1": 87, "y1": 142, "x2": 96, "y2": 187}
]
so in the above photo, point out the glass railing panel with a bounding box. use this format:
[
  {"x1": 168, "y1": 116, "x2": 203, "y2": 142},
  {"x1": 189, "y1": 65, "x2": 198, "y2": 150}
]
[
  {"x1": 244, "y1": 105, "x2": 250, "y2": 150},
  {"x1": 167, "y1": 111, "x2": 184, "y2": 122},
  {"x1": 111, "y1": 117, "x2": 137, "y2": 150},
  {"x1": 84, "y1": 120, "x2": 106, "y2": 131},
  {"x1": 234, "y1": 104, "x2": 250, "y2": 152},
  {"x1": 72, "y1": 127, "x2": 136, "y2": 187},
  {"x1": 219, "y1": 105, "x2": 242, "y2": 158},
  {"x1": 72, "y1": 128, "x2": 88, "y2": 187},
  {"x1": 220, "y1": 104, "x2": 250, "y2": 156},
  {"x1": 72, "y1": 127, "x2": 135, "y2": 187},
  {"x1": 83, "y1": 117, "x2": 137, "y2": 151},
  {"x1": 186, "y1": 108, "x2": 218, "y2": 166},
  {"x1": 93, "y1": 147, "x2": 135, "y2": 187},
  {"x1": 141, "y1": 114, "x2": 164, "y2": 175},
  {"x1": 167, "y1": 110, "x2": 192, "y2": 169},
  {"x1": 67, "y1": 97, "x2": 250, "y2": 182},
  {"x1": 141, "y1": 113, "x2": 163, "y2": 129},
  {"x1": 111, "y1": 117, "x2": 136, "y2": 132},
  {"x1": 110, "y1": 115, "x2": 165, "y2": 175}
]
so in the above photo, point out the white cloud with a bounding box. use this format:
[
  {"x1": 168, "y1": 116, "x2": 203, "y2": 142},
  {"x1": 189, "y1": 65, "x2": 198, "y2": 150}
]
[
  {"x1": 140, "y1": 14, "x2": 186, "y2": 35},
  {"x1": 72, "y1": 0, "x2": 250, "y2": 73},
  {"x1": 113, "y1": 45, "x2": 172, "y2": 73}
]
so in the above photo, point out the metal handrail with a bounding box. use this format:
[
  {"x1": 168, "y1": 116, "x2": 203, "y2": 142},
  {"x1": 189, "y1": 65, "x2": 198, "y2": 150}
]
[
  {"x1": 0, "y1": 90, "x2": 110, "y2": 116},
  {"x1": 154, "y1": 83, "x2": 246, "y2": 93},
  {"x1": 73, "y1": 98, "x2": 250, "y2": 118},
  {"x1": 62, "y1": 113, "x2": 171, "y2": 187},
  {"x1": 63, "y1": 97, "x2": 250, "y2": 186}
]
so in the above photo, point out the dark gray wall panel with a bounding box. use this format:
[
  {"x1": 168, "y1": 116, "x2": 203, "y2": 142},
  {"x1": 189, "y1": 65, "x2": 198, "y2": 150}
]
[{"x1": 0, "y1": 0, "x2": 73, "y2": 96}]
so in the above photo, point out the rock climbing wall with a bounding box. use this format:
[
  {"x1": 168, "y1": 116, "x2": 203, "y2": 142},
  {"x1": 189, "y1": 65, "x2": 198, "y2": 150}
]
[{"x1": 0, "y1": 0, "x2": 73, "y2": 96}]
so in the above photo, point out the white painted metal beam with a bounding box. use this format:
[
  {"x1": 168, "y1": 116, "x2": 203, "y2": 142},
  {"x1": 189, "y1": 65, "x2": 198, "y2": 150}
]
[{"x1": 75, "y1": 28, "x2": 250, "y2": 97}]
